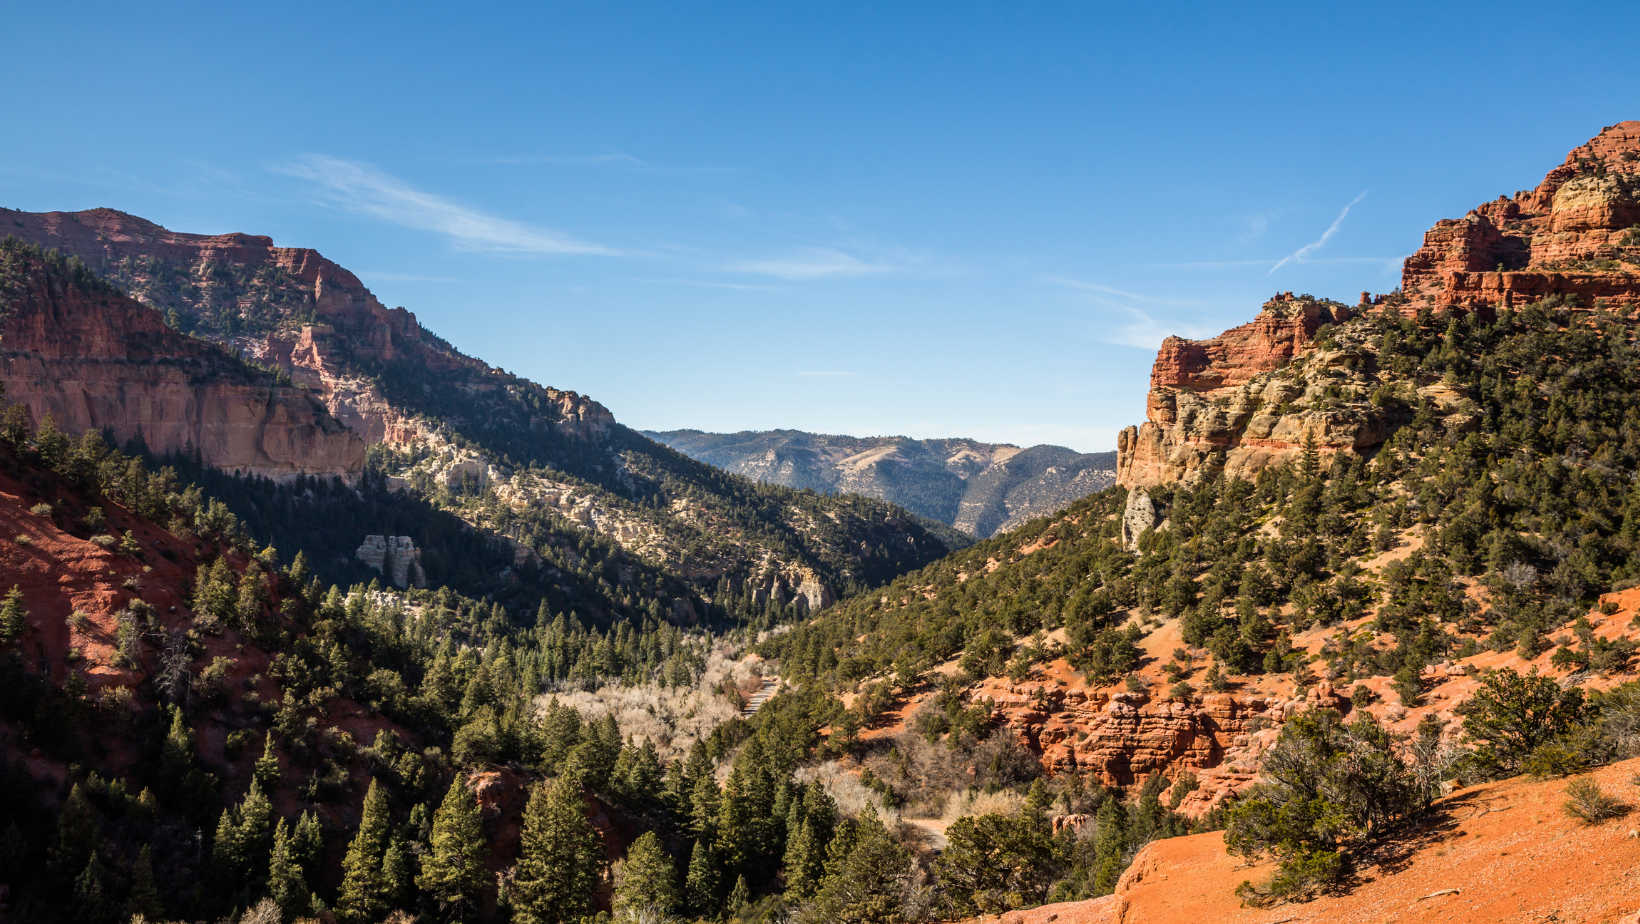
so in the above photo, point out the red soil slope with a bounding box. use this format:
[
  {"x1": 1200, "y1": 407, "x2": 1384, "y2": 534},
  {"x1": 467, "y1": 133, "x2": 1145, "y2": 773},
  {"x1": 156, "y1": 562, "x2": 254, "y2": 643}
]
[{"x1": 962, "y1": 756, "x2": 1640, "y2": 924}]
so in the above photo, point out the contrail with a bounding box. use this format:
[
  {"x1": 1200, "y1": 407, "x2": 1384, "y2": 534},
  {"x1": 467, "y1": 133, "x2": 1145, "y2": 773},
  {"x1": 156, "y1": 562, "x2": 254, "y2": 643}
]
[{"x1": 1270, "y1": 191, "x2": 1367, "y2": 274}]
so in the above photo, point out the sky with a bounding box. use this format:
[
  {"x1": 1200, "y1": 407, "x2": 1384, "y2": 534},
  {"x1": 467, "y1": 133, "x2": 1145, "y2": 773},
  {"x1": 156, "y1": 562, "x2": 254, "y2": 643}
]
[{"x1": 3, "y1": 2, "x2": 1639, "y2": 453}]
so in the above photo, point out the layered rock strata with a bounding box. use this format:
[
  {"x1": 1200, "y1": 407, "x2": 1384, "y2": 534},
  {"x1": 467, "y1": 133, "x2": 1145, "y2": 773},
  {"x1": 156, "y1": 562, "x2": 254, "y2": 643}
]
[
  {"x1": 1116, "y1": 294, "x2": 1397, "y2": 488},
  {"x1": 979, "y1": 679, "x2": 1350, "y2": 815},
  {"x1": 1119, "y1": 124, "x2": 1640, "y2": 490},
  {"x1": 0, "y1": 256, "x2": 365, "y2": 480},
  {"x1": 1402, "y1": 120, "x2": 1640, "y2": 313},
  {"x1": 1, "y1": 207, "x2": 613, "y2": 449}
]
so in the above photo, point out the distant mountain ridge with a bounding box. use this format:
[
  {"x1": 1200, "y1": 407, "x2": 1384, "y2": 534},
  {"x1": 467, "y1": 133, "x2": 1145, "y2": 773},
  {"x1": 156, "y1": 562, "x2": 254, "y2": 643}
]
[
  {"x1": 644, "y1": 429, "x2": 1116, "y2": 537},
  {"x1": 1, "y1": 209, "x2": 957, "y2": 616}
]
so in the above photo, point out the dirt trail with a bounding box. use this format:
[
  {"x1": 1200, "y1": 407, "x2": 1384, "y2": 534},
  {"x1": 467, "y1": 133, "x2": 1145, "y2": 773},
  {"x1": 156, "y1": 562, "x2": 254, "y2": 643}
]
[{"x1": 740, "y1": 678, "x2": 780, "y2": 717}]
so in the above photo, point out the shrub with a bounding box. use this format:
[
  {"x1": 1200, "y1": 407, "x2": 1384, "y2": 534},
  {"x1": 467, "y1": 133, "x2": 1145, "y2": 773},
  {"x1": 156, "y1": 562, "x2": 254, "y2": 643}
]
[
  {"x1": 1349, "y1": 684, "x2": 1377, "y2": 709},
  {"x1": 13, "y1": 535, "x2": 32, "y2": 546},
  {"x1": 1226, "y1": 710, "x2": 1431, "y2": 904},
  {"x1": 29, "y1": 503, "x2": 52, "y2": 517},
  {"x1": 88, "y1": 534, "x2": 117, "y2": 549},
  {"x1": 1124, "y1": 674, "x2": 1149, "y2": 693},
  {"x1": 1561, "y1": 777, "x2": 1630, "y2": 824},
  {"x1": 1168, "y1": 681, "x2": 1196, "y2": 701},
  {"x1": 1521, "y1": 741, "x2": 1585, "y2": 779},
  {"x1": 1460, "y1": 668, "x2": 1588, "y2": 778}
]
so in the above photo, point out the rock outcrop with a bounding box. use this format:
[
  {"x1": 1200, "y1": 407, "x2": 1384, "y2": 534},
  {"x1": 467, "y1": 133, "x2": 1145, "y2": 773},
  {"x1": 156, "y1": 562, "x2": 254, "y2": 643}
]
[
  {"x1": 1116, "y1": 295, "x2": 1393, "y2": 489},
  {"x1": 978, "y1": 677, "x2": 1351, "y2": 814},
  {"x1": 1402, "y1": 120, "x2": 1640, "y2": 314},
  {"x1": 1, "y1": 207, "x2": 614, "y2": 450},
  {"x1": 0, "y1": 251, "x2": 365, "y2": 480},
  {"x1": 1119, "y1": 124, "x2": 1640, "y2": 491},
  {"x1": 356, "y1": 535, "x2": 427, "y2": 589}
]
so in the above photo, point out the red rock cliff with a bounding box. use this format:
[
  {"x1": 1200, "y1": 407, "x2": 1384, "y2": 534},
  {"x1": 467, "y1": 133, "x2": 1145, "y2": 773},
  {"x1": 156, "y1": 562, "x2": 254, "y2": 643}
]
[
  {"x1": 0, "y1": 253, "x2": 366, "y2": 479},
  {"x1": 1, "y1": 207, "x2": 614, "y2": 447},
  {"x1": 1118, "y1": 123, "x2": 1640, "y2": 490},
  {"x1": 1402, "y1": 120, "x2": 1640, "y2": 313}
]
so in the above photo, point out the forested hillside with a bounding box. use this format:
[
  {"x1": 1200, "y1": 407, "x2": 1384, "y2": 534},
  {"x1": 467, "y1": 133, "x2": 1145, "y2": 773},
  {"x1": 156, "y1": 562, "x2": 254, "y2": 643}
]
[{"x1": 1, "y1": 210, "x2": 957, "y2": 616}]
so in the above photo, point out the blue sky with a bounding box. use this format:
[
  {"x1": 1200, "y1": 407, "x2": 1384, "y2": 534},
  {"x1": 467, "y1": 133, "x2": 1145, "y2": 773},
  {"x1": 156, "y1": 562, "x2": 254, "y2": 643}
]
[{"x1": 4, "y1": 2, "x2": 1639, "y2": 452}]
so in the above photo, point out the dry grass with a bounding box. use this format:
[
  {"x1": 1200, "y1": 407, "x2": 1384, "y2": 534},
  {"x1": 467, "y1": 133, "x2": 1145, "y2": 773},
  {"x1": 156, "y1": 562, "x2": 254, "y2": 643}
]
[
  {"x1": 535, "y1": 639, "x2": 758, "y2": 762},
  {"x1": 937, "y1": 787, "x2": 1027, "y2": 827},
  {"x1": 795, "y1": 760, "x2": 902, "y2": 828}
]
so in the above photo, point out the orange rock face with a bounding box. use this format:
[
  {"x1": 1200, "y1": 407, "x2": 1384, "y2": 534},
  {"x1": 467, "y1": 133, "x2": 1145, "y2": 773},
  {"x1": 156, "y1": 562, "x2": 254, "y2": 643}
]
[
  {"x1": 1148, "y1": 292, "x2": 1338, "y2": 394},
  {"x1": 1, "y1": 258, "x2": 366, "y2": 480},
  {"x1": 978, "y1": 675, "x2": 1351, "y2": 816},
  {"x1": 1119, "y1": 123, "x2": 1640, "y2": 491},
  {"x1": 1402, "y1": 120, "x2": 1640, "y2": 313}
]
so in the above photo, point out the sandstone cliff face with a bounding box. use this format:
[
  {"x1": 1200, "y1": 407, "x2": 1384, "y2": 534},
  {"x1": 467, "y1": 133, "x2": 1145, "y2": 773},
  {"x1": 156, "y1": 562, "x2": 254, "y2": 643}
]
[
  {"x1": 976, "y1": 675, "x2": 1350, "y2": 814},
  {"x1": 1402, "y1": 120, "x2": 1640, "y2": 314},
  {"x1": 1118, "y1": 124, "x2": 1640, "y2": 491},
  {"x1": 1116, "y1": 294, "x2": 1403, "y2": 489},
  {"x1": 0, "y1": 256, "x2": 365, "y2": 480},
  {"x1": 1, "y1": 207, "x2": 615, "y2": 450}
]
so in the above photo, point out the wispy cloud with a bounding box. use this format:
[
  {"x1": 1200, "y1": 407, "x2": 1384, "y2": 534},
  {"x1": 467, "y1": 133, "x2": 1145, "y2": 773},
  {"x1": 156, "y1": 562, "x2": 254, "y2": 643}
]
[
  {"x1": 729, "y1": 247, "x2": 892, "y2": 280},
  {"x1": 632, "y1": 277, "x2": 780, "y2": 291},
  {"x1": 277, "y1": 155, "x2": 618, "y2": 255},
  {"x1": 1269, "y1": 192, "x2": 1367, "y2": 274},
  {"x1": 1140, "y1": 255, "x2": 1402, "y2": 270},
  {"x1": 358, "y1": 271, "x2": 474, "y2": 284},
  {"x1": 1046, "y1": 277, "x2": 1201, "y2": 307},
  {"x1": 1048, "y1": 278, "x2": 1216, "y2": 349}
]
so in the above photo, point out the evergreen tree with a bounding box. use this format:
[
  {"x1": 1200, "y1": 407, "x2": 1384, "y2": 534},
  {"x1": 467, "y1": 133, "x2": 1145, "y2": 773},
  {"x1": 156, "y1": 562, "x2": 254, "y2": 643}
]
[
  {"x1": 268, "y1": 819, "x2": 310, "y2": 917},
  {"x1": 418, "y1": 778, "x2": 489, "y2": 921},
  {"x1": 338, "y1": 779, "x2": 392, "y2": 923},
  {"x1": 726, "y1": 874, "x2": 750, "y2": 921},
  {"x1": 0, "y1": 585, "x2": 27, "y2": 638},
  {"x1": 799, "y1": 808, "x2": 911, "y2": 924},
  {"x1": 511, "y1": 777, "x2": 602, "y2": 924},
  {"x1": 613, "y1": 831, "x2": 679, "y2": 917},
  {"x1": 48, "y1": 784, "x2": 99, "y2": 886},
  {"x1": 685, "y1": 838, "x2": 720, "y2": 915},
  {"x1": 254, "y1": 735, "x2": 281, "y2": 793},
  {"x1": 1091, "y1": 795, "x2": 1130, "y2": 895},
  {"x1": 124, "y1": 846, "x2": 164, "y2": 921},
  {"x1": 71, "y1": 852, "x2": 119, "y2": 924},
  {"x1": 382, "y1": 838, "x2": 415, "y2": 913}
]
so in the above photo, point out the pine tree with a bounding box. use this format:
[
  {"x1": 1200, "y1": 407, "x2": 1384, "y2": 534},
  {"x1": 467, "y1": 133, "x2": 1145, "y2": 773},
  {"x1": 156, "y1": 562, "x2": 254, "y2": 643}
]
[
  {"x1": 338, "y1": 779, "x2": 392, "y2": 923},
  {"x1": 418, "y1": 778, "x2": 489, "y2": 921},
  {"x1": 613, "y1": 831, "x2": 678, "y2": 917},
  {"x1": 212, "y1": 779, "x2": 273, "y2": 890},
  {"x1": 685, "y1": 838, "x2": 720, "y2": 915},
  {"x1": 124, "y1": 846, "x2": 164, "y2": 921},
  {"x1": 48, "y1": 784, "x2": 99, "y2": 885},
  {"x1": 803, "y1": 808, "x2": 911, "y2": 924},
  {"x1": 292, "y1": 809, "x2": 323, "y2": 865},
  {"x1": 382, "y1": 838, "x2": 415, "y2": 912},
  {"x1": 0, "y1": 585, "x2": 27, "y2": 638},
  {"x1": 1301, "y1": 429, "x2": 1320, "y2": 482},
  {"x1": 511, "y1": 777, "x2": 602, "y2": 924},
  {"x1": 1091, "y1": 795, "x2": 1130, "y2": 895},
  {"x1": 268, "y1": 819, "x2": 310, "y2": 916},
  {"x1": 71, "y1": 852, "x2": 119, "y2": 924},
  {"x1": 726, "y1": 874, "x2": 750, "y2": 921},
  {"x1": 254, "y1": 735, "x2": 281, "y2": 793}
]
